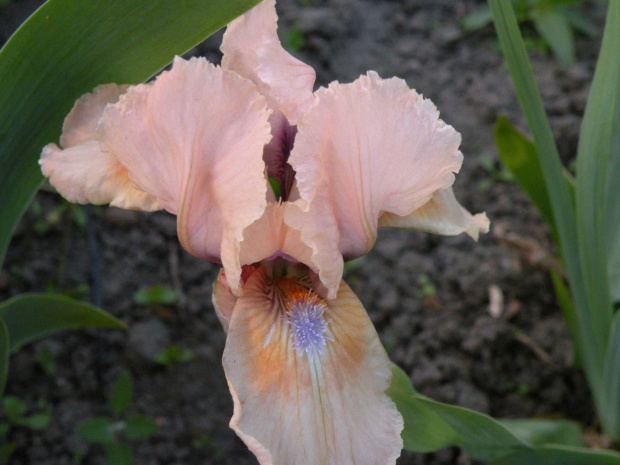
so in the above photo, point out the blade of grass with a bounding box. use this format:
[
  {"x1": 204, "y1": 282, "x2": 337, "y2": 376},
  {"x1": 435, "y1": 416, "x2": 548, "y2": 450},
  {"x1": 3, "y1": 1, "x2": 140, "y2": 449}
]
[
  {"x1": 576, "y1": 0, "x2": 620, "y2": 434},
  {"x1": 488, "y1": 0, "x2": 602, "y2": 397}
]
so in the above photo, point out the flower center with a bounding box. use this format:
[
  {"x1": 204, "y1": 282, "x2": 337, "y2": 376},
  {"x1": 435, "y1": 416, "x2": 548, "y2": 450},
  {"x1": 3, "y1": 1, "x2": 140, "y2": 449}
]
[{"x1": 285, "y1": 290, "x2": 331, "y2": 360}]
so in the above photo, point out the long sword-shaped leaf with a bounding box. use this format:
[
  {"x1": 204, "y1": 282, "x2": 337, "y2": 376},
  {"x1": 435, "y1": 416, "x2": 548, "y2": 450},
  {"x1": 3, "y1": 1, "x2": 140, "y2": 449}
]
[
  {"x1": 0, "y1": 293, "x2": 125, "y2": 352},
  {"x1": 488, "y1": 0, "x2": 602, "y2": 403},
  {"x1": 574, "y1": 2, "x2": 620, "y2": 430},
  {"x1": 0, "y1": 317, "x2": 8, "y2": 397},
  {"x1": 494, "y1": 115, "x2": 555, "y2": 233},
  {"x1": 603, "y1": 312, "x2": 620, "y2": 436},
  {"x1": 389, "y1": 364, "x2": 620, "y2": 464},
  {"x1": 0, "y1": 0, "x2": 261, "y2": 268}
]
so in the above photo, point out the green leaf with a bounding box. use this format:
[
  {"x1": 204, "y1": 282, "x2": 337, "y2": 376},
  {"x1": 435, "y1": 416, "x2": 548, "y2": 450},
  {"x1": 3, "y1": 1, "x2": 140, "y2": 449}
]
[
  {"x1": 155, "y1": 345, "x2": 194, "y2": 366},
  {"x1": 18, "y1": 411, "x2": 52, "y2": 431},
  {"x1": 386, "y1": 363, "x2": 456, "y2": 452},
  {"x1": 494, "y1": 115, "x2": 555, "y2": 232},
  {"x1": 603, "y1": 312, "x2": 620, "y2": 435},
  {"x1": 488, "y1": 0, "x2": 601, "y2": 412},
  {"x1": 0, "y1": 318, "x2": 7, "y2": 397},
  {"x1": 133, "y1": 285, "x2": 178, "y2": 306},
  {"x1": 123, "y1": 413, "x2": 159, "y2": 441},
  {"x1": 574, "y1": 0, "x2": 620, "y2": 428},
  {"x1": 109, "y1": 370, "x2": 133, "y2": 416},
  {"x1": 461, "y1": 5, "x2": 493, "y2": 32},
  {"x1": 2, "y1": 396, "x2": 27, "y2": 423},
  {"x1": 0, "y1": 0, "x2": 262, "y2": 268},
  {"x1": 389, "y1": 364, "x2": 620, "y2": 463},
  {"x1": 550, "y1": 269, "x2": 581, "y2": 366},
  {"x1": 500, "y1": 419, "x2": 583, "y2": 447},
  {"x1": 77, "y1": 417, "x2": 115, "y2": 444},
  {"x1": 0, "y1": 442, "x2": 16, "y2": 465},
  {"x1": 531, "y1": 7, "x2": 575, "y2": 66},
  {"x1": 0, "y1": 293, "x2": 126, "y2": 352},
  {"x1": 105, "y1": 442, "x2": 132, "y2": 465}
]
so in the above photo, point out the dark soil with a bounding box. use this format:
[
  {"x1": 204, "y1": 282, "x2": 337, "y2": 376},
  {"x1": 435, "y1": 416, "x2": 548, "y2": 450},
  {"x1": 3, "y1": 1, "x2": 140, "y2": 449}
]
[{"x1": 0, "y1": 0, "x2": 606, "y2": 464}]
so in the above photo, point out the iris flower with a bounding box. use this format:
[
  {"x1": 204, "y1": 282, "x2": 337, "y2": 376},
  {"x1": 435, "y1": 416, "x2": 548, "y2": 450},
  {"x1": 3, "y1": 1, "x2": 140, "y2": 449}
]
[{"x1": 40, "y1": 1, "x2": 489, "y2": 463}]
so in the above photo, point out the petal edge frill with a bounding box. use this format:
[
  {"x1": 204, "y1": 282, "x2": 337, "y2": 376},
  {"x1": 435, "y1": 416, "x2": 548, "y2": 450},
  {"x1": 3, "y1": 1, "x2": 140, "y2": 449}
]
[
  {"x1": 223, "y1": 267, "x2": 403, "y2": 465},
  {"x1": 290, "y1": 71, "x2": 464, "y2": 262},
  {"x1": 39, "y1": 84, "x2": 160, "y2": 211},
  {"x1": 98, "y1": 57, "x2": 272, "y2": 289},
  {"x1": 379, "y1": 187, "x2": 490, "y2": 240},
  {"x1": 221, "y1": 0, "x2": 316, "y2": 125}
]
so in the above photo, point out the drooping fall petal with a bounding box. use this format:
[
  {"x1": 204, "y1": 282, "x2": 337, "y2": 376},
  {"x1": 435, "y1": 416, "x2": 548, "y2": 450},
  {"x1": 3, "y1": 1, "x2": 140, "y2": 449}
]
[
  {"x1": 221, "y1": 0, "x2": 316, "y2": 125},
  {"x1": 98, "y1": 57, "x2": 272, "y2": 291},
  {"x1": 40, "y1": 84, "x2": 160, "y2": 211},
  {"x1": 223, "y1": 266, "x2": 403, "y2": 465},
  {"x1": 379, "y1": 187, "x2": 490, "y2": 240}
]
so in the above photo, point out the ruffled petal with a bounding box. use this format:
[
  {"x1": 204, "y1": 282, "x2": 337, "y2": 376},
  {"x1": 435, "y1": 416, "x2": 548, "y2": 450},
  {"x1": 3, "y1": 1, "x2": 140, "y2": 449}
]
[
  {"x1": 379, "y1": 187, "x2": 490, "y2": 240},
  {"x1": 60, "y1": 84, "x2": 130, "y2": 147},
  {"x1": 239, "y1": 202, "x2": 314, "y2": 267},
  {"x1": 40, "y1": 84, "x2": 160, "y2": 211},
  {"x1": 98, "y1": 57, "x2": 272, "y2": 286},
  {"x1": 285, "y1": 196, "x2": 344, "y2": 300},
  {"x1": 212, "y1": 269, "x2": 238, "y2": 333},
  {"x1": 40, "y1": 142, "x2": 160, "y2": 211},
  {"x1": 223, "y1": 266, "x2": 403, "y2": 465},
  {"x1": 221, "y1": 0, "x2": 316, "y2": 124},
  {"x1": 289, "y1": 71, "x2": 465, "y2": 261}
]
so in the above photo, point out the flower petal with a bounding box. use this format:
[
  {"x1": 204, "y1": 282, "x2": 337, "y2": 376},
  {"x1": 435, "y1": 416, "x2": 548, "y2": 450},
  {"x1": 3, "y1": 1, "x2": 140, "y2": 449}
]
[
  {"x1": 40, "y1": 141, "x2": 160, "y2": 211},
  {"x1": 239, "y1": 202, "x2": 314, "y2": 267},
  {"x1": 212, "y1": 269, "x2": 238, "y2": 333},
  {"x1": 379, "y1": 187, "x2": 490, "y2": 240},
  {"x1": 40, "y1": 84, "x2": 160, "y2": 211},
  {"x1": 223, "y1": 266, "x2": 403, "y2": 465},
  {"x1": 289, "y1": 71, "x2": 465, "y2": 261},
  {"x1": 60, "y1": 84, "x2": 130, "y2": 147},
  {"x1": 98, "y1": 57, "x2": 272, "y2": 287},
  {"x1": 221, "y1": 0, "x2": 316, "y2": 124}
]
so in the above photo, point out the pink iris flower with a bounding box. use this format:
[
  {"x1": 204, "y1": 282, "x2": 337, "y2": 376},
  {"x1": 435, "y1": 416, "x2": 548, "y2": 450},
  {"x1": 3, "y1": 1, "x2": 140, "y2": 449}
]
[{"x1": 40, "y1": 1, "x2": 489, "y2": 463}]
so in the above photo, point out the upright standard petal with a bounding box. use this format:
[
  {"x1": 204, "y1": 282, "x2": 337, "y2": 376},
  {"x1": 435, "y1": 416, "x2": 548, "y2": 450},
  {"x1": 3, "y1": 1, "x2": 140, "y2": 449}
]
[
  {"x1": 289, "y1": 71, "x2": 465, "y2": 262},
  {"x1": 221, "y1": 0, "x2": 316, "y2": 124},
  {"x1": 40, "y1": 84, "x2": 160, "y2": 211},
  {"x1": 379, "y1": 188, "x2": 490, "y2": 240},
  {"x1": 98, "y1": 57, "x2": 272, "y2": 290},
  {"x1": 223, "y1": 266, "x2": 403, "y2": 465}
]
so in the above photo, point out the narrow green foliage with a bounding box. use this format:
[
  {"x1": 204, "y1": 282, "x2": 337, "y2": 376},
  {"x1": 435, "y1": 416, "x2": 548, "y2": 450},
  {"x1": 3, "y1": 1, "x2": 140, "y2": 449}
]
[
  {"x1": 77, "y1": 369, "x2": 158, "y2": 462},
  {"x1": 494, "y1": 116, "x2": 555, "y2": 232},
  {"x1": 388, "y1": 364, "x2": 620, "y2": 463},
  {"x1": 0, "y1": 319, "x2": 7, "y2": 398},
  {"x1": 603, "y1": 313, "x2": 620, "y2": 435},
  {"x1": 155, "y1": 345, "x2": 194, "y2": 367},
  {"x1": 531, "y1": 7, "x2": 575, "y2": 66},
  {"x1": 575, "y1": 1, "x2": 620, "y2": 433},
  {"x1": 34, "y1": 346, "x2": 57, "y2": 376},
  {"x1": 109, "y1": 370, "x2": 133, "y2": 417},
  {"x1": 123, "y1": 414, "x2": 159, "y2": 441},
  {"x1": 2, "y1": 397, "x2": 52, "y2": 431},
  {"x1": 77, "y1": 417, "x2": 115, "y2": 444},
  {"x1": 0, "y1": 293, "x2": 125, "y2": 352},
  {"x1": 133, "y1": 285, "x2": 179, "y2": 306},
  {"x1": 105, "y1": 442, "x2": 132, "y2": 465}
]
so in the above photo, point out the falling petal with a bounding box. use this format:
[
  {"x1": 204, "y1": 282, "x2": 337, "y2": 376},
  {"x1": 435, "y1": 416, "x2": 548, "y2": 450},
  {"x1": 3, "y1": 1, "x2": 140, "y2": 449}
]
[{"x1": 223, "y1": 266, "x2": 403, "y2": 465}]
